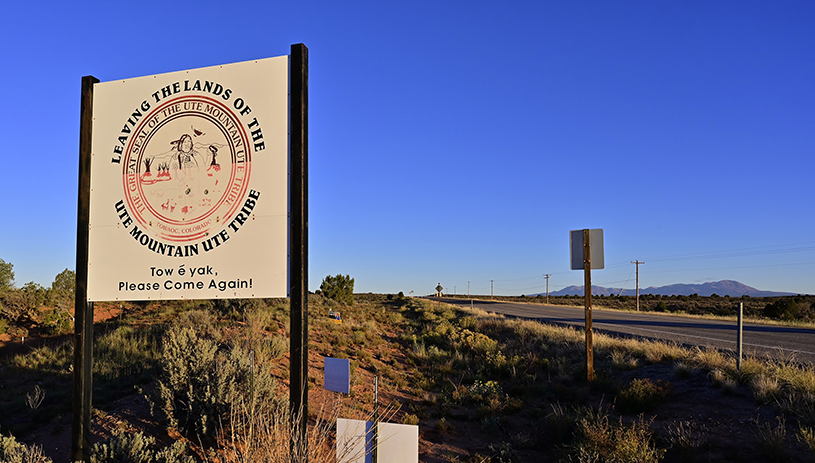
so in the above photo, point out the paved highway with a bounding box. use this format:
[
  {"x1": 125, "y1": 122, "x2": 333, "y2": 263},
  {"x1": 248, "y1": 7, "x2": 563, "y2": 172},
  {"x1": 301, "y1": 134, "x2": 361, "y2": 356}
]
[{"x1": 438, "y1": 298, "x2": 815, "y2": 364}]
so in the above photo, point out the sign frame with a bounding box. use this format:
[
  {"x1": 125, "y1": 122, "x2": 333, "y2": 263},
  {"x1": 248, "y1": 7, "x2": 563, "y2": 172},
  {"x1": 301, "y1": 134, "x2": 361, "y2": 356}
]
[{"x1": 71, "y1": 44, "x2": 310, "y2": 461}]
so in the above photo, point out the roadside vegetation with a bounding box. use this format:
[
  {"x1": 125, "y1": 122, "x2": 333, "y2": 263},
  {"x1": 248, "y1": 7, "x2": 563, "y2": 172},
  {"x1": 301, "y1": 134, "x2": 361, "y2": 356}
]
[
  {"x1": 1, "y1": 265, "x2": 815, "y2": 461},
  {"x1": 446, "y1": 292, "x2": 815, "y2": 325}
]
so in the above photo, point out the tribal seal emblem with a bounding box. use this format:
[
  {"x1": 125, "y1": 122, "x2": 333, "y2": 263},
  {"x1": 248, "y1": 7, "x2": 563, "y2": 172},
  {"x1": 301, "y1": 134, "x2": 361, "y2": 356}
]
[{"x1": 121, "y1": 95, "x2": 251, "y2": 242}]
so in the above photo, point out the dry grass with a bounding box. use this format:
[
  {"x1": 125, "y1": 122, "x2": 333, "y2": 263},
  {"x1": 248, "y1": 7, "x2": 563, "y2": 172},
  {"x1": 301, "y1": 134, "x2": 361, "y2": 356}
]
[
  {"x1": 667, "y1": 420, "x2": 707, "y2": 456},
  {"x1": 609, "y1": 350, "x2": 639, "y2": 370},
  {"x1": 691, "y1": 347, "x2": 730, "y2": 371},
  {"x1": 672, "y1": 361, "x2": 698, "y2": 378},
  {"x1": 572, "y1": 409, "x2": 665, "y2": 463},
  {"x1": 708, "y1": 369, "x2": 739, "y2": 393},
  {"x1": 218, "y1": 401, "x2": 336, "y2": 463},
  {"x1": 465, "y1": 302, "x2": 815, "y2": 421},
  {"x1": 217, "y1": 393, "x2": 401, "y2": 463},
  {"x1": 756, "y1": 416, "x2": 789, "y2": 458},
  {"x1": 798, "y1": 424, "x2": 815, "y2": 453},
  {"x1": 750, "y1": 374, "x2": 781, "y2": 403}
]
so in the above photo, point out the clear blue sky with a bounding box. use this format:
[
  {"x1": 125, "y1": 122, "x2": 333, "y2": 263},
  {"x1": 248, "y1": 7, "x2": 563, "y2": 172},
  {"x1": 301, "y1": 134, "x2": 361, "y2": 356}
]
[{"x1": 1, "y1": 1, "x2": 814, "y2": 296}]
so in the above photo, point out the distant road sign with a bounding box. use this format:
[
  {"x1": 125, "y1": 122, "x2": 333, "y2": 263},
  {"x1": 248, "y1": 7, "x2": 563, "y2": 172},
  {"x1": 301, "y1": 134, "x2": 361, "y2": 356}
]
[{"x1": 435, "y1": 284, "x2": 443, "y2": 293}]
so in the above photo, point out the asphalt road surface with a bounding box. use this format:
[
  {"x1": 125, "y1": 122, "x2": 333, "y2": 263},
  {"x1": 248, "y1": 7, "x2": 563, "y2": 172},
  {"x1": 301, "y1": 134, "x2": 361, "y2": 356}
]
[{"x1": 437, "y1": 297, "x2": 815, "y2": 364}]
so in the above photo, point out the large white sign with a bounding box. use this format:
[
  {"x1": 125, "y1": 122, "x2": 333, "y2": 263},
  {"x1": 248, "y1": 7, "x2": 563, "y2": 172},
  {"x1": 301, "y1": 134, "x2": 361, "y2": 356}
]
[
  {"x1": 336, "y1": 418, "x2": 419, "y2": 463},
  {"x1": 87, "y1": 57, "x2": 290, "y2": 301}
]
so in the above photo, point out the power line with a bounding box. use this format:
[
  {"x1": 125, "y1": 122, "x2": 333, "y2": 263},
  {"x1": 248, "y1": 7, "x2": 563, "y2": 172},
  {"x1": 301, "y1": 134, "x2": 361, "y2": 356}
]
[{"x1": 646, "y1": 242, "x2": 815, "y2": 263}]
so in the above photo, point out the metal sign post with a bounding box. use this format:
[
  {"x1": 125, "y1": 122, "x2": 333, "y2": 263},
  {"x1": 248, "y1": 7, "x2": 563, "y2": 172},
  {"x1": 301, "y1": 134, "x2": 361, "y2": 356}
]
[{"x1": 372, "y1": 376, "x2": 379, "y2": 463}]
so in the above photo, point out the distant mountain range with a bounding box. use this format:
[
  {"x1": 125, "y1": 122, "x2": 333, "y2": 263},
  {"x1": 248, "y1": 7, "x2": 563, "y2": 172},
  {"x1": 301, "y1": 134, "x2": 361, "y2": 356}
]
[{"x1": 547, "y1": 280, "x2": 798, "y2": 297}]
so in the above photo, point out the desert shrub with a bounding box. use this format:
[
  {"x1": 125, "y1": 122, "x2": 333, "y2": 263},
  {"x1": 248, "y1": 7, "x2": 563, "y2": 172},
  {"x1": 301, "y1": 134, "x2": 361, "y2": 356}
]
[
  {"x1": 0, "y1": 434, "x2": 51, "y2": 463},
  {"x1": 320, "y1": 274, "x2": 355, "y2": 305},
  {"x1": 465, "y1": 379, "x2": 521, "y2": 415},
  {"x1": 539, "y1": 403, "x2": 578, "y2": 447},
  {"x1": 764, "y1": 297, "x2": 813, "y2": 321},
  {"x1": 488, "y1": 441, "x2": 514, "y2": 462},
  {"x1": 655, "y1": 301, "x2": 668, "y2": 312},
  {"x1": 41, "y1": 308, "x2": 73, "y2": 335},
  {"x1": 148, "y1": 326, "x2": 279, "y2": 442},
  {"x1": 421, "y1": 321, "x2": 456, "y2": 348},
  {"x1": 570, "y1": 412, "x2": 665, "y2": 463},
  {"x1": 434, "y1": 417, "x2": 453, "y2": 433},
  {"x1": 0, "y1": 317, "x2": 7, "y2": 335},
  {"x1": 94, "y1": 325, "x2": 162, "y2": 382},
  {"x1": 91, "y1": 430, "x2": 192, "y2": 463},
  {"x1": 9, "y1": 338, "x2": 72, "y2": 372},
  {"x1": 206, "y1": 298, "x2": 261, "y2": 319},
  {"x1": 262, "y1": 335, "x2": 289, "y2": 360},
  {"x1": 468, "y1": 380, "x2": 504, "y2": 402},
  {"x1": 452, "y1": 329, "x2": 498, "y2": 355},
  {"x1": 459, "y1": 316, "x2": 478, "y2": 331},
  {"x1": 617, "y1": 378, "x2": 671, "y2": 414},
  {"x1": 175, "y1": 309, "x2": 221, "y2": 341}
]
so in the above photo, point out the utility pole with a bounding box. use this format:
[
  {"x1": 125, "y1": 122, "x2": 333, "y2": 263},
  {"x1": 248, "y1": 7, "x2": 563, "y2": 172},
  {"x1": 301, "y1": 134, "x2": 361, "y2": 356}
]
[
  {"x1": 544, "y1": 274, "x2": 551, "y2": 304},
  {"x1": 630, "y1": 260, "x2": 645, "y2": 311},
  {"x1": 467, "y1": 281, "x2": 470, "y2": 297},
  {"x1": 490, "y1": 280, "x2": 494, "y2": 299}
]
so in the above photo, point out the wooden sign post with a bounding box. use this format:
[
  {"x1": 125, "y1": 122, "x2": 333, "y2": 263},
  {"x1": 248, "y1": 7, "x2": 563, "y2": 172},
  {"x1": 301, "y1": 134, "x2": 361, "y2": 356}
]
[
  {"x1": 290, "y1": 42, "x2": 309, "y2": 462},
  {"x1": 582, "y1": 229, "x2": 594, "y2": 383},
  {"x1": 570, "y1": 228, "x2": 603, "y2": 383},
  {"x1": 71, "y1": 75, "x2": 98, "y2": 463}
]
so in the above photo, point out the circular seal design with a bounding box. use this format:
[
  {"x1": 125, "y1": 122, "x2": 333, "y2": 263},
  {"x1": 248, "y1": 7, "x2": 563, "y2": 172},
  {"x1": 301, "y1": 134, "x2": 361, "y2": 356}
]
[{"x1": 122, "y1": 95, "x2": 251, "y2": 242}]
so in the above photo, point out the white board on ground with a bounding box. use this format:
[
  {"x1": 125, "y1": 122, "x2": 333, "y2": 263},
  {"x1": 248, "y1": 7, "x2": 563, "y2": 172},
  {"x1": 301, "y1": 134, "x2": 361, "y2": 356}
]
[{"x1": 336, "y1": 418, "x2": 418, "y2": 463}]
